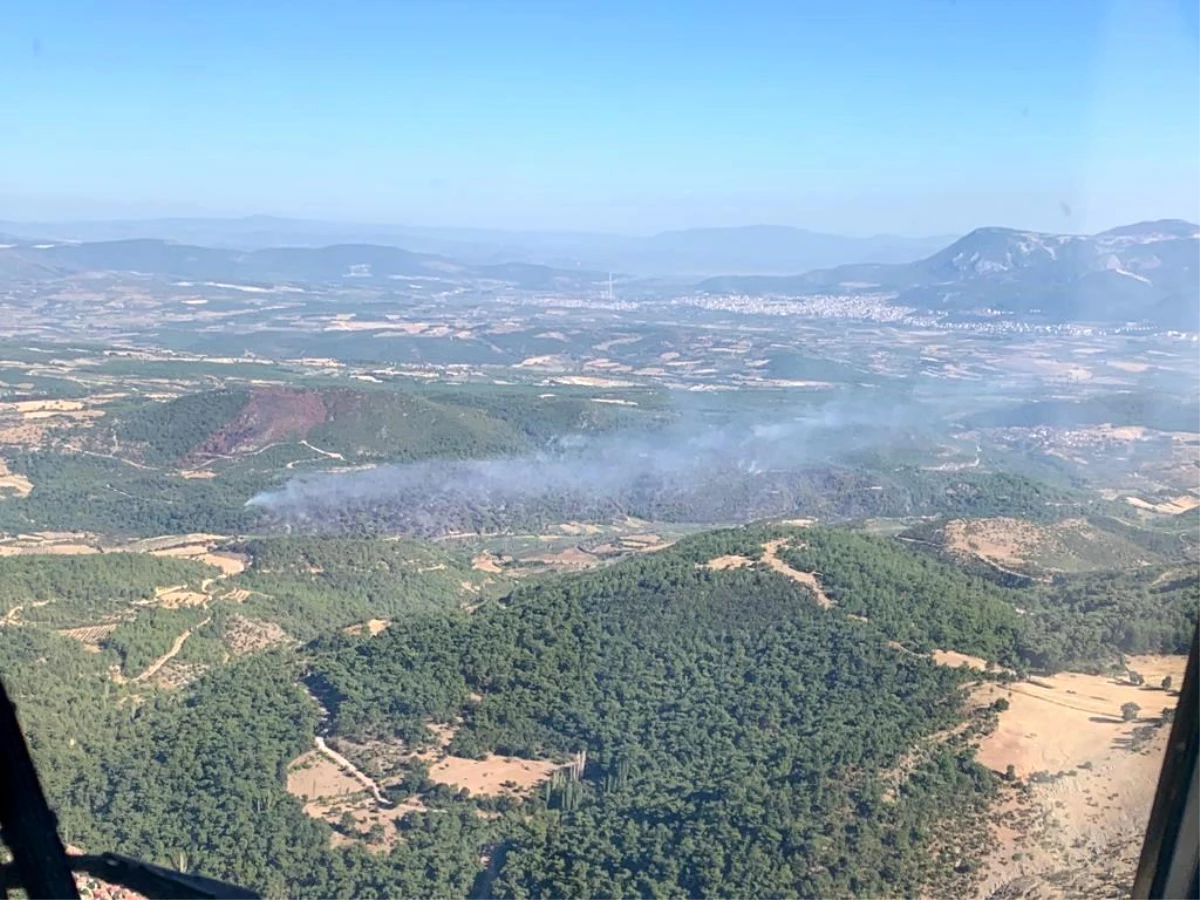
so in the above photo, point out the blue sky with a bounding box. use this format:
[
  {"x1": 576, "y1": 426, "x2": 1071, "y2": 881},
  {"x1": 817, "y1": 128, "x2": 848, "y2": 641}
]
[{"x1": 2, "y1": 0, "x2": 1197, "y2": 235}]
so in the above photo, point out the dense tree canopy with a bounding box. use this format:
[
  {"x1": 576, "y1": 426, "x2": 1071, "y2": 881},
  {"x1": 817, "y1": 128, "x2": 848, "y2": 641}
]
[{"x1": 1, "y1": 522, "x2": 1192, "y2": 898}]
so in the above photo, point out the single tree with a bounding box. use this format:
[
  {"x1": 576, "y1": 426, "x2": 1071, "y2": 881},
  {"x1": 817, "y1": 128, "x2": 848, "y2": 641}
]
[
  {"x1": 1121, "y1": 701, "x2": 1141, "y2": 722},
  {"x1": 1161, "y1": 675, "x2": 1173, "y2": 691}
]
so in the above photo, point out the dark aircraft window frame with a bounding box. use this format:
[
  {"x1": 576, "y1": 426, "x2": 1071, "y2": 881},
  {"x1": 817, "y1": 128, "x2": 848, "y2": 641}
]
[{"x1": 1132, "y1": 628, "x2": 1199, "y2": 900}]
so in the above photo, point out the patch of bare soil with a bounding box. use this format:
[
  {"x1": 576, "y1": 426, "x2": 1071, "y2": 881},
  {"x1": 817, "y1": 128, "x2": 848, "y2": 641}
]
[
  {"x1": 337, "y1": 720, "x2": 560, "y2": 803},
  {"x1": 57, "y1": 622, "x2": 120, "y2": 650},
  {"x1": 426, "y1": 754, "x2": 560, "y2": 797},
  {"x1": 186, "y1": 388, "x2": 327, "y2": 461},
  {"x1": 0, "y1": 421, "x2": 59, "y2": 445},
  {"x1": 1150, "y1": 568, "x2": 1190, "y2": 588},
  {"x1": 203, "y1": 550, "x2": 249, "y2": 575},
  {"x1": 1109, "y1": 361, "x2": 1150, "y2": 373},
  {"x1": 0, "y1": 458, "x2": 32, "y2": 496},
  {"x1": 126, "y1": 533, "x2": 225, "y2": 552},
  {"x1": 0, "y1": 533, "x2": 100, "y2": 556},
  {"x1": 151, "y1": 660, "x2": 209, "y2": 691},
  {"x1": 619, "y1": 533, "x2": 665, "y2": 548},
  {"x1": 286, "y1": 750, "x2": 423, "y2": 853},
  {"x1": 553, "y1": 375, "x2": 634, "y2": 388},
  {"x1": 590, "y1": 397, "x2": 638, "y2": 406},
  {"x1": 1124, "y1": 493, "x2": 1200, "y2": 515},
  {"x1": 973, "y1": 655, "x2": 1187, "y2": 899},
  {"x1": 559, "y1": 521, "x2": 604, "y2": 536},
  {"x1": 702, "y1": 554, "x2": 753, "y2": 571},
  {"x1": 150, "y1": 543, "x2": 247, "y2": 575},
  {"x1": 313, "y1": 736, "x2": 392, "y2": 806},
  {"x1": 0, "y1": 541, "x2": 99, "y2": 557},
  {"x1": 472, "y1": 552, "x2": 504, "y2": 573},
  {"x1": 515, "y1": 354, "x2": 568, "y2": 369},
  {"x1": 10, "y1": 399, "x2": 86, "y2": 413},
  {"x1": 529, "y1": 546, "x2": 599, "y2": 567},
  {"x1": 226, "y1": 614, "x2": 291, "y2": 654},
  {"x1": 591, "y1": 534, "x2": 673, "y2": 556},
  {"x1": 342, "y1": 618, "x2": 390, "y2": 637},
  {"x1": 943, "y1": 518, "x2": 1047, "y2": 570},
  {"x1": 761, "y1": 539, "x2": 834, "y2": 608},
  {"x1": 931, "y1": 649, "x2": 991, "y2": 671},
  {"x1": 148, "y1": 585, "x2": 208, "y2": 609},
  {"x1": 131, "y1": 618, "x2": 210, "y2": 683}
]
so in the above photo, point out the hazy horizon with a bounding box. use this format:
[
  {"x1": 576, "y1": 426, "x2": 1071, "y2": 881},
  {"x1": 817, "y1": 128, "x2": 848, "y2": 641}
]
[{"x1": 2, "y1": 208, "x2": 1197, "y2": 243}]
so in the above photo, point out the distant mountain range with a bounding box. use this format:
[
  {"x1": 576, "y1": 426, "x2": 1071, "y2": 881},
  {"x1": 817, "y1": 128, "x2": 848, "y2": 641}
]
[
  {"x1": 698, "y1": 220, "x2": 1200, "y2": 328},
  {"x1": 1, "y1": 219, "x2": 1195, "y2": 327},
  {"x1": 0, "y1": 237, "x2": 605, "y2": 291},
  {"x1": 0, "y1": 216, "x2": 954, "y2": 277}
]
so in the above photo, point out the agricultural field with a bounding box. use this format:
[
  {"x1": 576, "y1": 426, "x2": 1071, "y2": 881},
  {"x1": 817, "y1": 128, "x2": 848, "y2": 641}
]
[{"x1": 0, "y1": 263, "x2": 1194, "y2": 900}]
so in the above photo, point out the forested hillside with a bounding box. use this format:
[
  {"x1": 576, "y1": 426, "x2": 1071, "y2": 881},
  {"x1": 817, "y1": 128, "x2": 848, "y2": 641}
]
[
  {"x1": 226, "y1": 536, "x2": 487, "y2": 638},
  {"x1": 97, "y1": 387, "x2": 533, "y2": 466},
  {"x1": 0, "y1": 452, "x2": 267, "y2": 536},
  {"x1": 90, "y1": 384, "x2": 669, "y2": 469},
  {"x1": 265, "y1": 462, "x2": 1100, "y2": 539},
  {"x1": 1, "y1": 522, "x2": 1193, "y2": 898},
  {"x1": 8, "y1": 526, "x2": 1012, "y2": 898},
  {"x1": 0, "y1": 381, "x2": 675, "y2": 537}
]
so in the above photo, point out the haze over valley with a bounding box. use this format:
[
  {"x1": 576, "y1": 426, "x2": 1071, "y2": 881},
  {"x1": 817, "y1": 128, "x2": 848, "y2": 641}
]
[
  {"x1": 2, "y1": 1, "x2": 1197, "y2": 897},
  {"x1": 0, "y1": 207, "x2": 1196, "y2": 899}
]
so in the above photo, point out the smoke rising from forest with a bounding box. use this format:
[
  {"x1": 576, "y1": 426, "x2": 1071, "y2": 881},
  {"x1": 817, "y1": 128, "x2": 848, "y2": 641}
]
[{"x1": 247, "y1": 392, "x2": 959, "y2": 527}]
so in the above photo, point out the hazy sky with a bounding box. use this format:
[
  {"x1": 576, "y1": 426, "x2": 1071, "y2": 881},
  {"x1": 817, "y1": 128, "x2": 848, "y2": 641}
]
[{"x1": 3, "y1": 0, "x2": 1197, "y2": 235}]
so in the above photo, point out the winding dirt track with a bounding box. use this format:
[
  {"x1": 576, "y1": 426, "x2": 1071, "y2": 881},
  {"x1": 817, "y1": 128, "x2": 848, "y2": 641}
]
[
  {"x1": 760, "y1": 539, "x2": 835, "y2": 608},
  {"x1": 313, "y1": 737, "x2": 393, "y2": 807},
  {"x1": 132, "y1": 617, "x2": 211, "y2": 683}
]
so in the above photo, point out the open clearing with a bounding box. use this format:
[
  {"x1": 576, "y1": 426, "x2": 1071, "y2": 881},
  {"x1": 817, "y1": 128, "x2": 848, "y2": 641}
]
[
  {"x1": 226, "y1": 614, "x2": 291, "y2": 654},
  {"x1": 0, "y1": 535, "x2": 247, "y2": 578},
  {"x1": 0, "y1": 532, "x2": 99, "y2": 556},
  {"x1": 558, "y1": 521, "x2": 604, "y2": 535},
  {"x1": 939, "y1": 516, "x2": 1150, "y2": 576},
  {"x1": 57, "y1": 622, "x2": 120, "y2": 650},
  {"x1": 289, "y1": 714, "x2": 561, "y2": 849},
  {"x1": 973, "y1": 659, "x2": 1184, "y2": 777},
  {"x1": 699, "y1": 541, "x2": 834, "y2": 608},
  {"x1": 973, "y1": 654, "x2": 1187, "y2": 899},
  {"x1": 703, "y1": 554, "x2": 752, "y2": 570},
  {"x1": 9, "y1": 399, "x2": 86, "y2": 413},
  {"x1": 149, "y1": 585, "x2": 208, "y2": 609},
  {"x1": 132, "y1": 618, "x2": 210, "y2": 683},
  {"x1": 471, "y1": 552, "x2": 504, "y2": 573},
  {"x1": 426, "y1": 754, "x2": 560, "y2": 797},
  {"x1": 528, "y1": 546, "x2": 598, "y2": 567},
  {"x1": 761, "y1": 539, "x2": 835, "y2": 608},
  {"x1": 943, "y1": 517, "x2": 1044, "y2": 569},
  {"x1": 0, "y1": 542, "x2": 98, "y2": 556},
  {"x1": 0, "y1": 458, "x2": 32, "y2": 496},
  {"x1": 342, "y1": 618, "x2": 390, "y2": 637},
  {"x1": 149, "y1": 541, "x2": 248, "y2": 575},
  {"x1": 931, "y1": 649, "x2": 990, "y2": 671},
  {"x1": 286, "y1": 749, "x2": 423, "y2": 852},
  {"x1": 1125, "y1": 493, "x2": 1200, "y2": 515}
]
